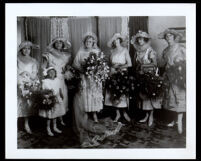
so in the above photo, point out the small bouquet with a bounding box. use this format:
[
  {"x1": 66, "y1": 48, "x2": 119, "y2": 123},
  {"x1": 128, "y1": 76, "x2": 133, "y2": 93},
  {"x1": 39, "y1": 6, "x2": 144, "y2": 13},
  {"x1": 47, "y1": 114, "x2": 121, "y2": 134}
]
[
  {"x1": 64, "y1": 65, "x2": 82, "y2": 92},
  {"x1": 136, "y1": 72, "x2": 167, "y2": 99},
  {"x1": 82, "y1": 52, "x2": 110, "y2": 86},
  {"x1": 165, "y1": 60, "x2": 186, "y2": 89},
  {"x1": 18, "y1": 79, "x2": 41, "y2": 102},
  {"x1": 105, "y1": 69, "x2": 136, "y2": 104},
  {"x1": 31, "y1": 89, "x2": 57, "y2": 110}
]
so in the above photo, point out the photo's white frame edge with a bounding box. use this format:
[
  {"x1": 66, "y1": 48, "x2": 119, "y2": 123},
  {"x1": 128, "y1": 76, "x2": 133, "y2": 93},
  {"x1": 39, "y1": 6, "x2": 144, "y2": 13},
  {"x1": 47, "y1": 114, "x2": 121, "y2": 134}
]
[{"x1": 5, "y1": 3, "x2": 196, "y2": 159}]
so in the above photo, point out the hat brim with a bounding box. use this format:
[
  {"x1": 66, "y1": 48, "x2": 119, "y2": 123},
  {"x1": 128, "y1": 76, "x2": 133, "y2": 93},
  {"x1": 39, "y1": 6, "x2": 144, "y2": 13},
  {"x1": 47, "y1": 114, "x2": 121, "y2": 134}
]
[
  {"x1": 49, "y1": 38, "x2": 71, "y2": 50},
  {"x1": 130, "y1": 35, "x2": 151, "y2": 45},
  {"x1": 158, "y1": 29, "x2": 183, "y2": 40},
  {"x1": 107, "y1": 34, "x2": 125, "y2": 48},
  {"x1": 82, "y1": 32, "x2": 98, "y2": 43},
  {"x1": 18, "y1": 41, "x2": 40, "y2": 52}
]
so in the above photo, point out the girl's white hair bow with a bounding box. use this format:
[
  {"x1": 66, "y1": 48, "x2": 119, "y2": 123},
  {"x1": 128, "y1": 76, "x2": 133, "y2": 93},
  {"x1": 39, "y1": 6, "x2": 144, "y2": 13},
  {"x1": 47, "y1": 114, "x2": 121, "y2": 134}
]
[{"x1": 43, "y1": 67, "x2": 55, "y2": 76}]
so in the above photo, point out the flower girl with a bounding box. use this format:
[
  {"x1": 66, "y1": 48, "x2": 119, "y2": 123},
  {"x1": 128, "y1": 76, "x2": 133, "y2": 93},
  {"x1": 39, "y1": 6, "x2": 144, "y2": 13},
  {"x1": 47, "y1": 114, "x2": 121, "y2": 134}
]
[{"x1": 39, "y1": 67, "x2": 65, "y2": 136}]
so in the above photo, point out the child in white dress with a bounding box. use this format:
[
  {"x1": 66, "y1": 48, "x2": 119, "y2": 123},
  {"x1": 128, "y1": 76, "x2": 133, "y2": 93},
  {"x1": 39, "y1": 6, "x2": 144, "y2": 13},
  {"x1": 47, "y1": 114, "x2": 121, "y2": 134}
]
[{"x1": 39, "y1": 67, "x2": 65, "y2": 136}]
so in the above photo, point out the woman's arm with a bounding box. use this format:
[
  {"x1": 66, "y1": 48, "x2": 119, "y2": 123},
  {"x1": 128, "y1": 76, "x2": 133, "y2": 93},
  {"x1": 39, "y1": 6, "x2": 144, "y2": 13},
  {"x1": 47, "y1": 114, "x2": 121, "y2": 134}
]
[
  {"x1": 59, "y1": 88, "x2": 64, "y2": 100},
  {"x1": 158, "y1": 48, "x2": 168, "y2": 68},
  {"x1": 72, "y1": 51, "x2": 84, "y2": 73},
  {"x1": 148, "y1": 49, "x2": 157, "y2": 67},
  {"x1": 31, "y1": 60, "x2": 39, "y2": 80},
  {"x1": 41, "y1": 53, "x2": 49, "y2": 69},
  {"x1": 119, "y1": 48, "x2": 132, "y2": 69}
]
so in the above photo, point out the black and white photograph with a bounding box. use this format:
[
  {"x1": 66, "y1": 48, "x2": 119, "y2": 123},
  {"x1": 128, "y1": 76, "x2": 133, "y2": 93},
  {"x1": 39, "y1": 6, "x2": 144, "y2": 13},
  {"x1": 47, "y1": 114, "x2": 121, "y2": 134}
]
[{"x1": 5, "y1": 3, "x2": 196, "y2": 159}]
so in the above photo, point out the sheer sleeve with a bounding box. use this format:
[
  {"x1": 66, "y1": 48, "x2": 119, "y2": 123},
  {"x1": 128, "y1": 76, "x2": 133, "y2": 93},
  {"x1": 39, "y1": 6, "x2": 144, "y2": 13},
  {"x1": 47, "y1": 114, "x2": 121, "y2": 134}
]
[
  {"x1": 125, "y1": 48, "x2": 132, "y2": 67},
  {"x1": 31, "y1": 59, "x2": 39, "y2": 80},
  {"x1": 175, "y1": 45, "x2": 186, "y2": 63},
  {"x1": 72, "y1": 50, "x2": 82, "y2": 71},
  {"x1": 41, "y1": 52, "x2": 50, "y2": 69},
  {"x1": 148, "y1": 48, "x2": 157, "y2": 66},
  {"x1": 158, "y1": 47, "x2": 168, "y2": 68},
  {"x1": 180, "y1": 46, "x2": 186, "y2": 61}
]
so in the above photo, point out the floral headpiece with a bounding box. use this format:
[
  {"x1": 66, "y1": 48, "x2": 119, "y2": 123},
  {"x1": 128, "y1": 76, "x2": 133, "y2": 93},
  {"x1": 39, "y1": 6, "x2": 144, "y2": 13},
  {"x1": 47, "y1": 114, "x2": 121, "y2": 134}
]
[
  {"x1": 18, "y1": 41, "x2": 40, "y2": 52},
  {"x1": 82, "y1": 32, "x2": 98, "y2": 43},
  {"x1": 43, "y1": 67, "x2": 56, "y2": 76},
  {"x1": 130, "y1": 30, "x2": 151, "y2": 45}
]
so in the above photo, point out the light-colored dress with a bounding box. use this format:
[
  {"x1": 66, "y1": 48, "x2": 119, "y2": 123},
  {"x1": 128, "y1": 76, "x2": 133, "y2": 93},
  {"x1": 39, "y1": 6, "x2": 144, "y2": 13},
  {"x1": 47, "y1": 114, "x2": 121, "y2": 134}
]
[
  {"x1": 39, "y1": 78, "x2": 65, "y2": 119},
  {"x1": 43, "y1": 48, "x2": 71, "y2": 115},
  {"x1": 72, "y1": 47, "x2": 122, "y2": 147},
  {"x1": 135, "y1": 46, "x2": 162, "y2": 110},
  {"x1": 17, "y1": 55, "x2": 38, "y2": 117},
  {"x1": 73, "y1": 47, "x2": 103, "y2": 112},
  {"x1": 104, "y1": 48, "x2": 129, "y2": 108},
  {"x1": 162, "y1": 43, "x2": 186, "y2": 113}
]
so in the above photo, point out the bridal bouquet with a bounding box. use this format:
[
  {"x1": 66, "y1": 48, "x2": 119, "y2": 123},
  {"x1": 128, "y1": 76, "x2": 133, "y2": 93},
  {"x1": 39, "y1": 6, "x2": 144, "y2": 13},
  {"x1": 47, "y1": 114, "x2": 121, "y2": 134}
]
[
  {"x1": 165, "y1": 60, "x2": 186, "y2": 89},
  {"x1": 82, "y1": 52, "x2": 110, "y2": 85},
  {"x1": 136, "y1": 72, "x2": 167, "y2": 99},
  {"x1": 31, "y1": 89, "x2": 57, "y2": 110},
  {"x1": 105, "y1": 69, "x2": 136, "y2": 104}
]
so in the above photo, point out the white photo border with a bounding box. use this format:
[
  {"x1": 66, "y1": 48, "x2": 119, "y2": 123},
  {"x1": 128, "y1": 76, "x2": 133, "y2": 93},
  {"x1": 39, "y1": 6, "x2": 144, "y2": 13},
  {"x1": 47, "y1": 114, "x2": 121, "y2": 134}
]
[{"x1": 5, "y1": 3, "x2": 196, "y2": 159}]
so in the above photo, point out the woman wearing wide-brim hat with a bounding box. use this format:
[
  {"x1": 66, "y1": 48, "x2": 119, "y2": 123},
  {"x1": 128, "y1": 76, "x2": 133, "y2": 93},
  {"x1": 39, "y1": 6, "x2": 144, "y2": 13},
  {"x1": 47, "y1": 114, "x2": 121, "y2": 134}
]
[
  {"x1": 42, "y1": 37, "x2": 72, "y2": 129},
  {"x1": 131, "y1": 30, "x2": 162, "y2": 127},
  {"x1": 17, "y1": 40, "x2": 40, "y2": 134},
  {"x1": 104, "y1": 33, "x2": 132, "y2": 123},
  {"x1": 158, "y1": 29, "x2": 186, "y2": 134}
]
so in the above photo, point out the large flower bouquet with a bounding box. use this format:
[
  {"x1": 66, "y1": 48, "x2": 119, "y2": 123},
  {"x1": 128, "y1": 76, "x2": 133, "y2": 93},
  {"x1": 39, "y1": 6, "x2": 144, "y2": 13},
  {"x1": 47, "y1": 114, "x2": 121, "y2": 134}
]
[
  {"x1": 18, "y1": 78, "x2": 41, "y2": 103},
  {"x1": 136, "y1": 72, "x2": 167, "y2": 99},
  {"x1": 31, "y1": 89, "x2": 58, "y2": 110},
  {"x1": 82, "y1": 52, "x2": 110, "y2": 86},
  {"x1": 165, "y1": 60, "x2": 186, "y2": 89},
  {"x1": 105, "y1": 69, "x2": 136, "y2": 104},
  {"x1": 64, "y1": 65, "x2": 82, "y2": 92}
]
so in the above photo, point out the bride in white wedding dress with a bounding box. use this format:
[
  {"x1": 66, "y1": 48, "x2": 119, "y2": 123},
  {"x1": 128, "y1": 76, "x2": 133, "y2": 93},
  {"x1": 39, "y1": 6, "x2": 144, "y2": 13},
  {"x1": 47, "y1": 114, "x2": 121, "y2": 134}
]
[{"x1": 72, "y1": 32, "x2": 123, "y2": 147}]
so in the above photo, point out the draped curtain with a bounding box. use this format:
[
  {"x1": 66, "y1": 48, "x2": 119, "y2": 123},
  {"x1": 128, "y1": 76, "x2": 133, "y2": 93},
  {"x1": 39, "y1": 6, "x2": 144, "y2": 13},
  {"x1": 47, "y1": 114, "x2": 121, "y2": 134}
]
[
  {"x1": 68, "y1": 17, "x2": 97, "y2": 57},
  {"x1": 98, "y1": 17, "x2": 122, "y2": 60},
  {"x1": 129, "y1": 16, "x2": 148, "y2": 70},
  {"x1": 17, "y1": 17, "x2": 25, "y2": 48},
  {"x1": 128, "y1": 16, "x2": 148, "y2": 116},
  {"x1": 25, "y1": 17, "x2": 51, "y2": 80},
  {"x1": 50, "y1": 17, "x2": 70, "y2": 41}
]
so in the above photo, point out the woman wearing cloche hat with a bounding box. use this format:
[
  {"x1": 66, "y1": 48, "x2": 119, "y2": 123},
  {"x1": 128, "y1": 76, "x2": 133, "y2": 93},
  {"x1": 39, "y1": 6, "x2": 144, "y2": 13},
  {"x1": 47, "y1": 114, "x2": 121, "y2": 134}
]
[
  {"x1": 158, "y1": 28, "x2": 186, "y2": 134},
  {"x1": 42, "y1": 37, "x2": 72, "y2": 127},
  {"x1": 17, "y1": 40, "x2": 40, "y2": 134}
]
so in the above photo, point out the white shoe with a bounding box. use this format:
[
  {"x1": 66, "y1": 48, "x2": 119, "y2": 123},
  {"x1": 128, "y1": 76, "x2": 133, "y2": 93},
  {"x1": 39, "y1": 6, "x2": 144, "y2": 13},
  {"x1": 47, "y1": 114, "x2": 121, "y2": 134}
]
[
  {"x1": 178, "y1": 126, "x2": 183, "y2": 134},
  {"x1": 113, "y1": 112, "x2": 121, "y2": 122},
  {"x1": 53, "y1": 127, "x2": 62, "y2": 133},
  {"x1": 47, "y1": 128, "x2": 54, "y2": 136},
  {"x1": 25, "y1": 124, "x2": 32, "y2": 134},
  {"x1": 60, "y1": 121, "x2": 66, "y2": 126},
  {"x1": 123, "y1": 113, "x2": 131, "y2": 122},
  {"x1": 94, "y1": 120, "x2": 99, "y2": 123},
  {"x1": 167, "y1": 121, "x2": 175, "y2": 127},
  {"x1": 139, "y1": 116, "x2": 148, "y2": 123}
]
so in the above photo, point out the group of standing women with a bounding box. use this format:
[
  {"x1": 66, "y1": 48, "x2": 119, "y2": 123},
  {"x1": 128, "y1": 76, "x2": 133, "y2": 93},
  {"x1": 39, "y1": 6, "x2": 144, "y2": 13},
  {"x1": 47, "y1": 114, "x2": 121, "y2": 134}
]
[{"x1": 17, "y1": 28, "x2": 186, "y2": 145}]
